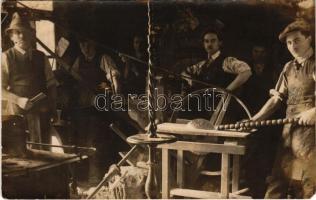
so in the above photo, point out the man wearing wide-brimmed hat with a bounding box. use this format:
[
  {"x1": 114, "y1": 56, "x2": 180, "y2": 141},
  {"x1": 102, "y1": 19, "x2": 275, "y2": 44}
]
[
  {"x1": 1, "y1": 12, "x2": 57, "y2": 145},
  {"x1": 251, "y1": 19, "x2": 315, "y2": 198}
]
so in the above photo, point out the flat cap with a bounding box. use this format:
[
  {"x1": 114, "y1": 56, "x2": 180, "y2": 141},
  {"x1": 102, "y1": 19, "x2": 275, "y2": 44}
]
[{"x1": 278, "y1": 19, "x2": 311, "y2": 42}]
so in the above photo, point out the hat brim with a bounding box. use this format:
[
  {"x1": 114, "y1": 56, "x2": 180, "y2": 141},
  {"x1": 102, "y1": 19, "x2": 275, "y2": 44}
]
[
  {"x1": 5, "y1": 26, "x2": 32, "y2": 35},
  {"x1": 279, "y1": 28, "x2": 311, "y2": 42}
]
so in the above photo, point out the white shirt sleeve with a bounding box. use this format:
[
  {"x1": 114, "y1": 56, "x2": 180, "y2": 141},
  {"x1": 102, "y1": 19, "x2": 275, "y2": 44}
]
[
  {"x1": 100, "y1": 54, "x2": 120, "y2": 82},
  {"x1": 222, "y1": 57, "x2": 251, "y2": 74}
]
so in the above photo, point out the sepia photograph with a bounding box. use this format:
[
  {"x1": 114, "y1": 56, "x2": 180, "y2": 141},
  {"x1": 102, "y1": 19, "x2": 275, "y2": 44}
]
[{"x1": 1, "y1": 0, "x2": 315, "y2": 199}]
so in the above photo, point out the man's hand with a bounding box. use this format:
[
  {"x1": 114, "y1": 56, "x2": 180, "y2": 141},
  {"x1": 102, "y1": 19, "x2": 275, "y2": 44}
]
[
  {"x1": 296, "y1": 108, "x2": 316, "y2": 126},
  {"x1": 17, "y1": 97, "x2": 33, "y2": 110}
]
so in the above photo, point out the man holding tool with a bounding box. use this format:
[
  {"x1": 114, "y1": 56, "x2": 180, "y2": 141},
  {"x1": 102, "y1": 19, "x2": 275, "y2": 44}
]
[
  {"x1": 250, "y1": 19, "x2": 315, "y2": 198},
  {"x1": 2, "y1": 12, "x2": 57, "y2": 145}
]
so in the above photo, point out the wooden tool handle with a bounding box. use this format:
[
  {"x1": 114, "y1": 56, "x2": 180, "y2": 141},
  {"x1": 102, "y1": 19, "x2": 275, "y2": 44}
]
[{"x1": 217, "y1": 118, "x2": 299, "y2": 130}]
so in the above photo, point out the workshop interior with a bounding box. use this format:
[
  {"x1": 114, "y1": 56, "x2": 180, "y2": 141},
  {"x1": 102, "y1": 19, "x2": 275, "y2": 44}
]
[{"x1": 1, "y1": 0, "x2": 315, "y2": 199}]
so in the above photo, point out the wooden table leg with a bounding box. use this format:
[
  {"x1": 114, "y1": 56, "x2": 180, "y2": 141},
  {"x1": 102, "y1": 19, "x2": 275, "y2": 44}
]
[
  {"x1": 221, "y1": 153, "x2": 230, "y2": 198},
  {"x1": 162, "y1": 148, "x2": 170, "y2": 199},
  {"x1": 232, "y1": 155, "x2": 240, "y2": 192},
  {"x1": 177, "y1": 150, "x2": 184, "y2": 188}
]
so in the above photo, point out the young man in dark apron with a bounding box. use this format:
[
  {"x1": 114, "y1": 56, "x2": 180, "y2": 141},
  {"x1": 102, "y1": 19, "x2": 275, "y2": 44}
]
[{"x1": 251, "y1": 19, "x2": 315, "y2": 198}]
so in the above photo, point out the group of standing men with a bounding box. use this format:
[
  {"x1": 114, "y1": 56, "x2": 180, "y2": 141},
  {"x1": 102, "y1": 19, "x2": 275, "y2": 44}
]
[{"x1": 1, "y1": 11, "x2": 315, "y2": 198}]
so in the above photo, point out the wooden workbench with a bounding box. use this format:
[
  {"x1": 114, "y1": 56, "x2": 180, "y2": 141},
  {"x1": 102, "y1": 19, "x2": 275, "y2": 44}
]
[
  {"x1": 2, "y1": 149, "x2": 88, "y2": 198},
  {"x1": 156, "y1": 122, "x2": 253, "y2": 199}
]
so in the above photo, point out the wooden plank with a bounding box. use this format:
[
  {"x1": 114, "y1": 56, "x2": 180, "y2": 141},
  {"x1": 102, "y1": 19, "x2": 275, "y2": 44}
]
[
  {"x1": 170, "y1": 188, "x2": 220, "y2": 199},
  {"x1": 177, "y1": 150, "x2": 184, "y2": 188},
  {"x1": 157, "y1": 123, "x2": 250, "y2": 138},
  {"x1": 215, "y1": 94, "x2": 231, "y2": 126},
  {"x1": 221, "y1": 153, "x2": 230, "y2": 198},
  {"x1": 209, "y1": 93, "x2": 231, "y2": 126},
  {"x1": 210, "y1": 93, "x2": 227, "y2": 126},
  {"x1": 170, "y1": 188, "x2": 251, "y2": 199},
  {"x1": 157, "y1": 141, "x2": 245, "y2": 155},
  {"x1": 200, "y1": 170, "x2": 221, "y2": 176},
  {"x1": 3, "y1": 155, "x2": 88, "y2": 177},
  {"x1": 232, "y1": 155, "x2": 240, "y2": 192},
  {"x1": 161, "y1": 149, "x2": 170, "y2": 199},
  {"x1": 232, "y1": 188, "x2": 249, "y2": 195}
]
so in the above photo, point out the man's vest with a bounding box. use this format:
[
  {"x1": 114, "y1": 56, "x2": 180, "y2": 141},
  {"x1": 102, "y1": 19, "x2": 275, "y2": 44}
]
[
  {"x1": 74, "y1": 54, "x2": 108, "y2": 109},
  {"x1": 193, "y1": 53, "x2": 236, "y2": 90},
  {"x1": 77, "y1": 54, "x2": 108, "y2": 90},
  {"x1": 4, "y1": 48, "x2": 47, "y2": 98}
]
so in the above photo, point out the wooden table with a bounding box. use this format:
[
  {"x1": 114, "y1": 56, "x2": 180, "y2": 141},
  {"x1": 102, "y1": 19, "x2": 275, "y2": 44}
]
[{"x1": 156, "y1": 122, "x2": 253, "y2": 199}]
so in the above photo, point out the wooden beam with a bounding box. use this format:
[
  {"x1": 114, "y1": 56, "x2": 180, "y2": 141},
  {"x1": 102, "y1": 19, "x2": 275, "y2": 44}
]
[
  {"x1": 170, "y1": 188, "x2": 251, "y2": 199},
  {"x1": 157, "y1": 141, "x2": 245, "y2": 155},
  {"x1": 177, "y1": 150, "x2": 184, "y2": 188},
  {"x1": 232, "y1": 155, "x2": 240, "y2": 192},
  {"x1": 221, "y1": 153, "x2": 230, "y2": 198},
  {"x1": 157, "y1": 123, "x2": 250, "y2": 138},
  {"x1": 161, "y1": 149, "x2": 170, "y2": 199},
  {"x1": 232, "y1": 188, "x2": 250, "y2": 195},
  {"x1": 215, "y1": 94, "x2": 231, "y2": 126}
]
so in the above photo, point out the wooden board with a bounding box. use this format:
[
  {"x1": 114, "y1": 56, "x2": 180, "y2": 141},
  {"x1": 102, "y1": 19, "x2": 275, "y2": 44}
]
[
  {"x1": 157, "y1": 123, "x2": 250, "y2": 138},
  {"x1": 170, "y1": 188, "x2": 251, "y2": 199},
  {"x1": 2, "y1": 149, "x2": 88, "y2": 177},
  {"x1": 157, "y1": 141, "x2": 245, "y2": 155}
]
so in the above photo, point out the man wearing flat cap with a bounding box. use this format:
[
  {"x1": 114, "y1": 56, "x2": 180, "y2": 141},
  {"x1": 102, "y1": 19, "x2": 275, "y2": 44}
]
[
  {"x1": 251, "y1": 19, "x2": 315, "y2": 198},
  {"x1": 1, "y1": 12, "x2": 57, "y2": 145}
]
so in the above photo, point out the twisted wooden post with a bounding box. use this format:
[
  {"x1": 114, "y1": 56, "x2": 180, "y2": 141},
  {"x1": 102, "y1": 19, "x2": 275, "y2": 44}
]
[
  {"x1": 217, "y1": 118, "x2": 300, "y2": 130},
  {"x1": 147, "y1": 0, "x2": 157, "y2": 139},
  {"x1": 126, "y1": 1, "x2": 176, "y2": 199}
]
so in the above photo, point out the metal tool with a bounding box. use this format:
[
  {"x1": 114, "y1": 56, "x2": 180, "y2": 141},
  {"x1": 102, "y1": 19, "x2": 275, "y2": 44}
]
[{"x1": 86, "y1": 145, "x2": 139, "y2": 199}]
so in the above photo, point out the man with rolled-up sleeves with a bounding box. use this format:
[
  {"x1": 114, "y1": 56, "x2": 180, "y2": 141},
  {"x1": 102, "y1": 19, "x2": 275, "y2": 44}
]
[
  {"x1": 70, "y1": 36, "x2": 121, "y2": 186},
  {"x1": 251, "y1": 19, "x2": 315, "y2": 198},
  {"x1": 181, "y1": 26, "x2": 252, "y2": 92}
]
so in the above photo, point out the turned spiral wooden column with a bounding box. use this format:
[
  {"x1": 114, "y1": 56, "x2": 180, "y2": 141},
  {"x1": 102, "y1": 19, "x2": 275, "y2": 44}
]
[{"x1": 126, "y1": 0, "x2": 176, "y2": 199}]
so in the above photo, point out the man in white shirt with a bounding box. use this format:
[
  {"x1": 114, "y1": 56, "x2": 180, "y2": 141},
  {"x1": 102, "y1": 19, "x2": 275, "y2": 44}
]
[
  {"x1": 2, "y1": 12, "x2": 57, "y2": 145},
  {"x1": 181, "y1": 26, "x2": 252, "y2": 92}
]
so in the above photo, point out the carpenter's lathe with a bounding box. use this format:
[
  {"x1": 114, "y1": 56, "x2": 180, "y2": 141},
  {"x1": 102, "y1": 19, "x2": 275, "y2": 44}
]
[
  {"x1": 156, "y1": 84, "x2": 303, "y2": 199},
  {"x1": 156, "y1": 87, "x2": 255, "y2": 199}
]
